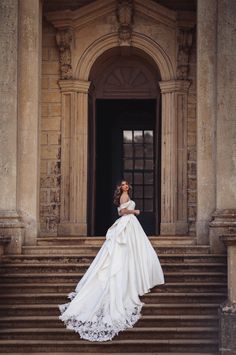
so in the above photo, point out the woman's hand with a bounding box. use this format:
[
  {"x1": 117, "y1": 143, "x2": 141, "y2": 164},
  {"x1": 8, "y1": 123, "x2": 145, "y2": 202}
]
[{"x1": 134, "y1": 209, "x2": 140, "y2": 215}]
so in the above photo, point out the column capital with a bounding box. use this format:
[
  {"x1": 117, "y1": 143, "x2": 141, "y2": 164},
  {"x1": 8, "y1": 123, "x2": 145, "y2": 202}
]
[
  {"x1": 59, "y1": 79, "x2": 91, "y2": 93},
  {"x1": 159, "y1": 80, "x2": 191, "y2": 94}
]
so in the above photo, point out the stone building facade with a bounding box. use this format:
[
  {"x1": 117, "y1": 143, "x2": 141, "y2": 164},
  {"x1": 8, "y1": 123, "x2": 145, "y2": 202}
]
[
  {"x1": 39, "y1": 0, "x2": 198, "y2": 238},
  {"x1": 0, "y1": 0, "x2": 236, "y2": 353}
]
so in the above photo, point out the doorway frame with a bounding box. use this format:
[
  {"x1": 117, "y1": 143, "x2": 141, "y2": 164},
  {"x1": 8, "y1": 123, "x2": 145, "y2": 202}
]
[
  {"x1": 89, "y1": 98, "x2": 161, "y2": 236},
  {"x1": 57, "y1": 35, "x2": 191, "y2": 236}
]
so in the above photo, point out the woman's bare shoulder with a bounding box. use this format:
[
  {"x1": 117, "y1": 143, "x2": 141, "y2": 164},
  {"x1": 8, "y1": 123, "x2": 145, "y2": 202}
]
[{"x1": 120, "y1": 193, "x2": 129, "y2": 205}]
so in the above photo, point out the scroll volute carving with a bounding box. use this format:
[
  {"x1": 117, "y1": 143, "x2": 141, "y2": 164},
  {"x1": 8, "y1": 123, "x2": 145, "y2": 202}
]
[
  {"x1": 116, "y1": 0, "x2": 134, "y2": 45},
  {"x1": 56, "y1": 28, "x2": 73, "y2": 80},
  {"x1": 177, "y1": 27, "x2": 194, "y2": 80}
]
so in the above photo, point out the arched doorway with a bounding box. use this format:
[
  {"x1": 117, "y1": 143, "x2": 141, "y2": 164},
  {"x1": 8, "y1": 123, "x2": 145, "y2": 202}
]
[
  {"x1": 88, "y1": 48, "x2": 161, "y2": 235},
  {"x1": 57, "y1": 33, "x2": 189, "y2": 237}
]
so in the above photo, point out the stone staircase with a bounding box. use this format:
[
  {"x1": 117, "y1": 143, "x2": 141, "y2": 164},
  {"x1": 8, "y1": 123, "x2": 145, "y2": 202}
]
[{"x1": 0, "y1": 236, "x2": 227, "y2": 354}]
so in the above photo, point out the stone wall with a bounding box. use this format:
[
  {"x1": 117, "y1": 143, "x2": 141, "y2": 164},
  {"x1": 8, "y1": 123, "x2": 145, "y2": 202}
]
[
  {"x1": 40, "y1": 20, "x2": 61, "y2": 235},
  {"x1": 39, "y1": 3, "x2": 197, "y2": 236},
  {"x1": 187, "y1": 33, "x2": 197, "y2": 235}
]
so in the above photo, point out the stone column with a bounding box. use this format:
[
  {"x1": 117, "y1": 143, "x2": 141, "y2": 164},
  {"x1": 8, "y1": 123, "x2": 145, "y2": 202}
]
[
  {"x1": 0, "y1": 0, "x2": 24, "y2": 254},
  {"x1": 196, "y1": 0, "x2": 217, "y2": 245},
  {"x1": 58, "y1": 80, "x2": 90, "y2": 236},
  {"x1": 17, "y1": 0, "x2": 42, "y2": 246},
  {"x1": 159, "y1": 80, "x2": 190, "y2": 235},
  {"x1": 219, "y1": 234, "x2": 236, "y2": 354},
  {"x1": 208, "y1": 0, "x2": 236, "y2": 252}
]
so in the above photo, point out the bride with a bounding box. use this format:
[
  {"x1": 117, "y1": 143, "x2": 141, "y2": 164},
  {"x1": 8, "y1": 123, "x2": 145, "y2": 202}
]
[{"x1": 59, "y1": 180, "x2": 165, "y2": 342}]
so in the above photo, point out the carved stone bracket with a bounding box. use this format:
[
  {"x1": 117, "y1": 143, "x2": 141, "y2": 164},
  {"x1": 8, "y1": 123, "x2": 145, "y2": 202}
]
[
  {"x1": 56, "y1": 28, "x2": 73, "y2": 79},
  {"x1": 116, "y1": 0, "x2": 134, "y2": 46},
  {"x1": 177, "y1": 27, "x2": 194, "y2": 80}
]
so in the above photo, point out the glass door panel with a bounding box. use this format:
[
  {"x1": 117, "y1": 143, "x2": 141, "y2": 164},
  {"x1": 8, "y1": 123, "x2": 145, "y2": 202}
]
[{"x1": 123, "y1": 129, "x2": 155, "y2": 213}]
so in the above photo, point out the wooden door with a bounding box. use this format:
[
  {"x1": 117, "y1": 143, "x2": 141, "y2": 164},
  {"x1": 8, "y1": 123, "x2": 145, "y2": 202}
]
[{"x1": 94, "y1": 99, "x2": 160, "y2": 236}]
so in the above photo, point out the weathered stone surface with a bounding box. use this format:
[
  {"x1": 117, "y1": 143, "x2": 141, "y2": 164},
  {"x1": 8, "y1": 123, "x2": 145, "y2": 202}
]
[
  {"x1": 17, "y1": 0, "x2": 41, "y2": 246},
  {"x1": 216, "y1": 0, "x2": 236, "y2": 209},
  {"x1": 219, "y1": 302, "x2": 236, "y2": 355},
  {"x1": 210, "y1": 210, "x2": 236, "y2": 253},
  {"x1": 196, "y1": 0, "x2": 217, "y2": 244},
  {"x1": 0, "y1": 0, "x2": 18, "y2": 210},
  {"x1": 0, "y1": 235, "x2": 11, "y2": 260},
  {"x1": 40, "y1": 20, "x2": 62, "y2": 234}
]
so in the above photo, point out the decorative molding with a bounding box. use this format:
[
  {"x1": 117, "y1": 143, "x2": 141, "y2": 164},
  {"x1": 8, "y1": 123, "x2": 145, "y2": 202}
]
[
  {"x1": 100, "y1": 66, "x2": 156, "y2": 94},
  {"x1": 76, "y1": 32, "x2": 175, "y2": 81},
  {"x1": 159, "y1": 79, "x2": 191, "y2": 93},
  {"x1": 135, "y1": 0, "x2": 176, "y2": 29},
  {"x1": 209, "y1": 209, "x2": 236, "y2": 253},
  {"x1": 56, "y1": 28, "x2": 73, "y2": 79},
  {"x1": 59, "y1": 79, "x2": 91, "y2": 93},
  {"x1": 177, "y1": 27, "x2": 194, "y2": 80},
  {"x1": 45, "y1": 0, "x2": 176, "y2": 31},
  {"x1": 45, "y1": 0, "x2": 115, "y2": 30},
  {"x1": 116, "y1": 0, "x2": 134, "y2": 45}
]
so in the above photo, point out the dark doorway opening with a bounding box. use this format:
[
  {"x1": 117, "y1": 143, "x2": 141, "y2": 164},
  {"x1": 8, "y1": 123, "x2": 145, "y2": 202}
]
[{"x1": 94, "y1": 99, "x2": 161, "y2": 236}]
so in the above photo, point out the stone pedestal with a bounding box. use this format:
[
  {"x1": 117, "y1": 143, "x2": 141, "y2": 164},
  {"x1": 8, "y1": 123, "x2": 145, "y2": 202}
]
[
  {"x1": 219, "y1": 234, "x2": 236, "y2": 354},
  {"x1": 58, "y1": 80, "x2": 90, "y2": 236},
  {"x1": 0, "y1": 211, "x2": 24, "y2": 255},
  {"x1": 0, "y1": 236, "x2": 11, "y2": 260},
  {"x1": 159, "y1": 80, "x2": 190, "y2": 235},
  {"x1": 209, "y1": 210, "x2": 236, "y2": 253}
]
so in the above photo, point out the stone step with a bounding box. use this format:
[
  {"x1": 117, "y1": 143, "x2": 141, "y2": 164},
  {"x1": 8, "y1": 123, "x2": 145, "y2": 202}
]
[
  {"x1": 0, "y1": 292, "x2": 226, "y2": 305},
  {"x1": 0, "y1": 350, "x2": 220, "y2": 355},
  {"x1": 0, "y1": 282, "x2": 227, "y2": 294},
  {"x1": 0, "y1": 326, "x2": 218, "y2": 341},
  {"x1": 22, "y1": 245, "x2": 211, "y2": 255},
  {"x1": 0, "y1": 271, "x2": 227, "y2": 284},
  {"x1": 0, "y1": 303, "x2": 221, "y2": 317},
  {"x1": 0, "y1": 261, "x2": 227, "y2": 273},
  {"x1": 0, "y1": 315, "x2": 219, "y2": 329},
  {"x1": 2, "y1": 253, "x2": 226, "y2": 264},
  {"x1": 36, "y1": 236, "x2": 197, "y2": 246},
  {"x1": 0, "y1": 339, "x2": 219, "y2": 353}
]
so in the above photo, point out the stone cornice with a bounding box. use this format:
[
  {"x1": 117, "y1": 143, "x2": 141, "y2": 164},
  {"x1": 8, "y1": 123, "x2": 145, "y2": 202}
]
[
  {"x1": 45, "y1": 0, "x2": 177, "y2": 31},
  {"x1": 135, "y1": 0, "x2": 176, "y2": 29},
  {"x1": 59, "y1": 80, "x2": 91, "y2": 93},
  {"x1": 45, "y1": 0, "x2": 115, "y2": 30},
  {"x1": 159, "y1": 80, "x2": 191, "y2": 94}
]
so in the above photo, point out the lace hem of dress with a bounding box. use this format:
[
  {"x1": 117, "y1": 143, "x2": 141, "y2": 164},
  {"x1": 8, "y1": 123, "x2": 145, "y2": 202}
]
[{"x1": 58, "y1": 292, "x2": 143, "y2": 342}]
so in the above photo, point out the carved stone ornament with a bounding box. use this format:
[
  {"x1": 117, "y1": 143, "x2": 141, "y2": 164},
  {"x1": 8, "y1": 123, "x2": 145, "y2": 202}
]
[
  {"x1": 177, "y1": 27, "x2": 194, "y2": 80},
  {"x1": 116, "y1": 0, "x2": 134, "y2": 45},
  {"x1": 56, "y1": 29, "x2": 73, "y2": 80}
]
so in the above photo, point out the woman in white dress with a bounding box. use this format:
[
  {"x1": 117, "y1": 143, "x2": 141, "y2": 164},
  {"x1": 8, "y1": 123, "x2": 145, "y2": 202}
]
[{"x1": 59, "y1": 180, "x2": 165, "y2": 342}]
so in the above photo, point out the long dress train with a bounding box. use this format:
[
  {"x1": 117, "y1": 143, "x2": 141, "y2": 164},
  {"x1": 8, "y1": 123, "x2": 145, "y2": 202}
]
[{"x1": 59, "y1": 199, "x2": 165, "y2": 342}]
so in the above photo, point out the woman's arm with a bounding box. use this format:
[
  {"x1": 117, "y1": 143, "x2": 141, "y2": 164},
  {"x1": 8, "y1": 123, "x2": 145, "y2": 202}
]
[
  {"x1": 119, "y1": 193, "x2": 140, "y2": 216},
  {"x1": 120, "y1": 208, "x2": 140, "y2": 216}
]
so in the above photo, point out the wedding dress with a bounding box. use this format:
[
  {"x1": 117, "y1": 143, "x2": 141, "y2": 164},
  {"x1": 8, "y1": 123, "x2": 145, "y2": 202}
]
[{"x1": 59, "y1": 199, "x2": 165, "y2": 342}]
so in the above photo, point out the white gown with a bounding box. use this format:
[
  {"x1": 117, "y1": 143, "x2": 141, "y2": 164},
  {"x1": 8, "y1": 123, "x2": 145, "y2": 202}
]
[{"x1": 59, "y1": 199, "x2": 165, "y2": 342}]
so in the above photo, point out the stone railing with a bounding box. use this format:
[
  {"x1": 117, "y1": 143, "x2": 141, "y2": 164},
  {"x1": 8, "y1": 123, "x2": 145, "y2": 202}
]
[{"x1": 219, "y1": 233, "x2": 236, "y2": 355}]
